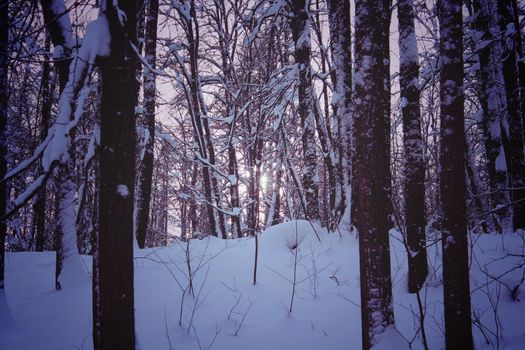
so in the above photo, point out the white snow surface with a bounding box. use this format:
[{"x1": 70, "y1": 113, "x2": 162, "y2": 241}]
[{"x1": 1, "y1": 222, "x2": 525, "y2": 349}]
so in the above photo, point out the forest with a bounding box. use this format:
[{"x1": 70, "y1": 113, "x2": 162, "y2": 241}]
[{"x1": 1, "y1": 0, "x2": 525, "y2": 349}]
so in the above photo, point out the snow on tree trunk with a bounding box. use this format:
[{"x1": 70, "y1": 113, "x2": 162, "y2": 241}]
[
  {"x1": 473, "y1": 0, "x2": 512, "y2": 232},
  {"x1": 39, "y1": 0, "x2": 73, "y2": 93},
  {"x1": 55, "y1": 163, "x2": 85, "y2": 290},
  {"x1": 465, "y1": 132, "x2": 496, "y2": 232},
  {"x1": 497, "y1": 0, "x2": 525, "y2": 230},
  {"x1": 398, "y1": 0, "x2": 428, "y2": 293},
  {"x1": 34, "y1": 33, "x2": 52, "y2": 252},
  {"x1": 179, "y1": 0, "x2": 220, "y2": 237},
  {"x1": 135, "y1": 0, "x2": 159, "y2": 248},
  {"x1": 290, "y1": 0, "x2": 319, "y2": 221},
  {"x1": 96, "y1": 1, "x2": 137, "y2": 348},
  {"x1": 438, "y1": 1, "x2": 474, "y2": 348},
  {"x1": 40, "y1": 0, "x2": 89, "y2": 291},
  {"x1": 327, "y1": 0, "x2": 351, "y2": 227},
  {"x1": 353, "y1": 1, "x2": 395, "y2": 348}
]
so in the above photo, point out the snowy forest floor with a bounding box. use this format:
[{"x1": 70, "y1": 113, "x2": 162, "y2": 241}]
[{"x1": 1, "y1": 221, "x2": 525, "y2": 349}]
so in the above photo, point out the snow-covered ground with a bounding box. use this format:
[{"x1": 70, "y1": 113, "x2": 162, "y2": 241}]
[{"x1": 1, "y1": 221, "x2": 524, "y2": 349}]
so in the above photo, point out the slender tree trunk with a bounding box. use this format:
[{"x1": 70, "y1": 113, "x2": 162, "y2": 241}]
[
  {"x1": 96, "y1": 1, "x2": 137, "y2": 348},
  {"x1": 34, "y1": 33, "x2": 52, "y2": 252},
  {"x1": 312, "y1": 1, "x2": 337, "y2": 229},
  {"x1": 40, "y1": 0, "x2": 83, "y2": 291},
  {"x1": 91, "y1": 124, "x2": 100, "y2": 348},
  {"x1": 498, "y1": 0, "x2": 525, "y2": 230},
  {"x1": 189, "y1": 163, "x2": 198, "y2": 235},
  {"x1": 290, "y1": 0, "x2": 319, "y2": 221},
  {"x1": 465, "y1": 135, "x2": 495, "y2": 233},
  {"x1": 398, "y1": 0, "x2": 428, "y2": 293},
  {"x1": 326, "y1": 0, "x2": 351, "y2": 227},
  {"x1": 438, "y1": 1, "x2": 473, "y2": 348},
  {"x1": 266, "y1": 152, "x2": 283, "y2": 228},
  {"x1": 227, "y1": 144, "x2": 242, "y2": 237},
  {"x1": 135, "y1": 0, "x2": 159, "y2": 248},
  {"x1": 39, "y1": 0, "x2": 72, "y2": 93},
  {"x1": 182, "y1": 1, "x2": 218, "y2": 237},
  {"x1": 354, "y1": 1, "x2": 394, "y2": 348},
  {"x1": 510, "y1": 0, "x2": 525, "y2": 142},
  {"x1": 201, "y1": 111, "x2": 226, "y2": 238},
  {"x1": 473, "y1": 0, "x2": 512, "y2": 232}
]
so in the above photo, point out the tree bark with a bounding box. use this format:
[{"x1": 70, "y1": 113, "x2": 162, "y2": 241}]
[
  {"x1": 34, "y1": 33, "x2": 52, "y2": 252},
  {"x1": 0, "y1": 0, "x2": 8, "y2": 292},
  {"x1": 353, "y1": 1, "x2": 395, "y2": 348},
  {"x1": 39, "y1": 0, "x2": 72, "y2": 93},
  {"x1": 326, "y1": 0, "x2": 351, "y2": 227},
  {"x1": 290, "y1": 0, "x2": 319, "y2": 221},
  {"x1": 498, "y1": 0, "x2": 525, "y2": 230},
  {"x1": 181, "y1": 0, "x2": 219, "y2": 237},
  {"x1": 40, "y1": 0, "x2": 82, "y2": 291},
  {"x1": 96, "y1": 1, "x2": 137, "y2": 348},
  {"x1": 135, "y1": 0, "x2": 159, "y2": 248},
  {"x1": 472, "y1": 0, "x2": 512, "y2": 232},
  {"x1": 438, "y1": 1, "x2": 473, "y2": 348},
  {"x1": 398, "y1": 0, "x2": 428, "y2": 293}
]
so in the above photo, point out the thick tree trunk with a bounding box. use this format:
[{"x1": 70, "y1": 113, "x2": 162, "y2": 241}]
[
  {"x1": 398, "y1": 0, "x2": 428, "y2": 293},
  {"x1": 353, "y1": 1, "x2": 395, "y2": 348},
  {"x1": 135, "y1": 0, "x2": 159, "y2": 248},
  {"x1": 438, "y1": 1, "x2": 473, "y2": 348},
  {"x1": 96, "y1": 1, "x2": 137, "y2": 348},
  {"x1": 290, "y1": 0, "x2": 319, "y2": 221},
  {"x1": 498, "y1": 0, "x2": 525, "y2": 230},
  {"x1": 0, "y1": 0, "x2": 8, "y2": 293},
  {"x1": 91, "y1": 93, "x2": 100, "y2": 347}
]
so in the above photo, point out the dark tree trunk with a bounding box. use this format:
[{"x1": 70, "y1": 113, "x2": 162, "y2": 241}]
[
  {"x1": 511, "y1": 0, "x2": 525, "y2": 142},
  {"x1": 182, "y1": 1, "x2": 218, "y2": 237},
  {"x1": 327, "y1": 0, "x2": 351, "y2": 227},
  {"x1": 498, "y1": 0, "x2": 525, "y2": 230},
  {"x1": 202, "y1": 112, "x2": 226, "y2": 238},
  {"x1": 438, "y1": 1, "x2": 473, "y2": 348},
  {"x1": 472, "y1": 0, "x2": 511, "y2": 232},
  {"x1": 39, "y1": 0, "x2": 72, "y2": 93},
  {"x1": 227, "y1": 144, "x2": 242, "y2": 237},
  {"x1": 353, "y1": 1, "x2": 394, "y2": 348},
  {"x1": 40, "y1": 0, "x2": 79, "y2": 291},
  {"x1": 312, "y1": 0, "x2": 337, "y2": 229},
  {"x1": 465, "y1": 134, "x2": 494, "y2": 233},
  {"x1": 290, "y1": 0, "x2": 319, "y2": 221},
  {"x1": 0, "y1": 0, "x2": 8, "y2": 292},
  {"x1": 398, "y1": 0, "x2": 428, "y2": 293},
  {"x1": 189, "y1": 163, "x2": 198, "y2": 235},
  {"x1": 95, "y1": 1, "x2": 137, "y2": 348},
  {"x1": 135, "y1": 0, "x2": 159, "y2": 248},
  {"x1": 34, "y1": 33, "x2": 52, "y2": 252},
  {"x1": 247, "y1": 132, "x2": 263, "y2": 235},
  {"x1": 91, "y1": 140, "x2": 100, "y2": 348}
]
